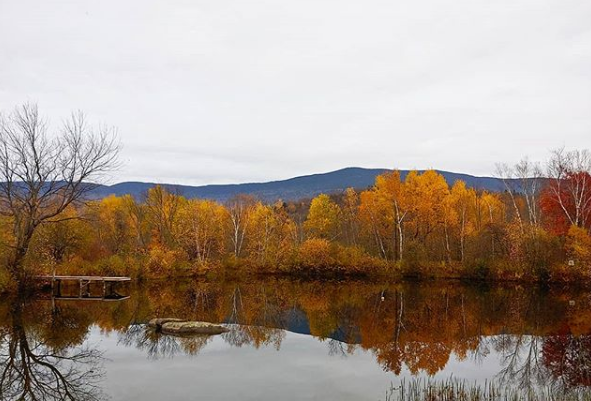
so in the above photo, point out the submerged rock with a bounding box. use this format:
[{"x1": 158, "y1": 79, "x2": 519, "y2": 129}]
[
  {"x1": 148, "y1": 317, "x2": 186, "y2": 329},
  {"x1": 160, "y1": 321, "x2": 229, "y2": 335}
]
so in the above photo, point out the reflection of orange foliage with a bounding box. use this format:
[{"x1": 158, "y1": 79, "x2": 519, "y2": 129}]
[{"x1": 3, "y1": 280, "x2": 591, "y2": 382}]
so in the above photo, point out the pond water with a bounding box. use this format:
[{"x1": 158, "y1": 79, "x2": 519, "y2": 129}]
[{"x1": 1, "y1": 278, "x2": 591, "y2": 400}]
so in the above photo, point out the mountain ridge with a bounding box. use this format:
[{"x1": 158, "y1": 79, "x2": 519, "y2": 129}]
[{"x1": 89, "y1": 167, "x2": 510, "y2": 202}]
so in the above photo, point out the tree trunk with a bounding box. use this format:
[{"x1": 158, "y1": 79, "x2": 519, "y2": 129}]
[{"x1": 9, "y1": 225, "x2": 36, "y2": 289}]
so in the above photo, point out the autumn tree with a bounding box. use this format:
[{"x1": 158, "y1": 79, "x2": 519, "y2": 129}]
[
  {"x1": 33, "y1": 205, "x2": 89, "y2": 268},
  {"x1": 542, "y1": 149, "x2": 591, "y2": 235},
  {"x1": 448, "y1": 181, "x2": 476, "y2": 262},
  {"x1": 226, "y1": 194, "x2": 256, "y2": 258},
  {"x1": 246, "y1": 202, "x2": 276, "y2": 265},
  {"x1": 0, "y1": 103, "x2": 118, "y2": 284},
  {"x1": 358, "y1": 189, "x2": 392, "y2": 259},
  {"x1": 88, "y1": 195, "x2": 135, "y2": 256},
  {"x1": 404, "y1": 170, "x2": 449, "y2": 246},
  {"x1": 177, "y1": 199, "x2": 228, "y2": 265},
  {"x1": 123, "y1": 194, "x2": 150, "y2": 252},
  {"x1": 374, "y1": 171, "x2": 408, "y2": 260},
  {"x1": 479, "y1": 192, "x2": 505, "y2": 260},
  {"x1": 304, "y1": 194, "x2": 341, "y2": 240},
  {"x1": 144, "y1": 185, "x2": 182, "y2": 248},
  {"x1": 564, "y1": 225, "x2": 591, "y2": 266},
  {"x1": 341, "y1": 188, "x2": 360, "y2": 246},
  {"x1": 247, "y1": 201, "x2": 297, "y2": 267}
]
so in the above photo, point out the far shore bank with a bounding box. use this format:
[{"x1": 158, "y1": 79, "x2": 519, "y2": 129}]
[{"x1": 3, "y1": 261, "x2": 591, "y2": 296}]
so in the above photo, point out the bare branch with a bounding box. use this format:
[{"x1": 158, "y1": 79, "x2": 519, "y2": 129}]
[{"x1": 0, "y1": 103, "x2": 119, "y2": 280}]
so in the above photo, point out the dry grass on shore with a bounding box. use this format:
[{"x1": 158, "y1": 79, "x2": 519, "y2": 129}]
[{"x1": 382, "y1": 378, "x2": 591, "y2": 401}]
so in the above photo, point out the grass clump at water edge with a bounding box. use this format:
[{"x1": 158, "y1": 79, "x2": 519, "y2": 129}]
[{"x1": 381, "y1": 378, "x2": 591, "y2": 401}]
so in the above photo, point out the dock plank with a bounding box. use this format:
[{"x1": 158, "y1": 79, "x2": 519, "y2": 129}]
[{"x1": 36, "y1": 275, "x2": 131, "y2": 282}]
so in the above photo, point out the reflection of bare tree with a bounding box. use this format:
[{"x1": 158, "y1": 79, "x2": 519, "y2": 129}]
[
  {"x1": 494, "y1": 334, "x2": 548, "y2": 390},
  {"x1": 0, "y1": 302, "x2": 105, "y2": 401},
  {"x1": 118, "y1": 324, "x2": 213, "y2": 359},
  {"x1": 328, "y1": 339, "x2": 348, "y2": 357},
  {"x1": 469, "y1": 336, "x2": 490, "y2": 366},
  {"x1": 119, "y1": 323, "x2": 180, "y2": 359},
  {"x1": 187, "y1": 288, "x2": 211, "y2": 315},
  {"x1": 120, "y1": 322, "x2": 287, "y2": 359},
  {"x1": 229, "y1": 286, "x2": 243, "y2": 324}
]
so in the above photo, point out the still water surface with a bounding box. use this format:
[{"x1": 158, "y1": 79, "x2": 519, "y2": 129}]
[{"x1": 1, "y1": 279, "x2": 591, "y2": 400}]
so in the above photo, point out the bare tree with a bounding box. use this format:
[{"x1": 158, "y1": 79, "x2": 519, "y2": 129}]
[
  {"x1": 0, "y1": 103, "x2": 119, "y2": 284},
  {"x1": 495, "y1": 158, "x2": 543, "y2": 233}
]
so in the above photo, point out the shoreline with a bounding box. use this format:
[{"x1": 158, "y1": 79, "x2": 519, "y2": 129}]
[{"x1": 6, "y1": 264, "x2": 590, "y2": 297}]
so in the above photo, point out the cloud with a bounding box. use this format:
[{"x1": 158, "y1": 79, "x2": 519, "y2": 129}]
[{"x1": 1, "y1": 0, "x2": 590, "y2": 185}]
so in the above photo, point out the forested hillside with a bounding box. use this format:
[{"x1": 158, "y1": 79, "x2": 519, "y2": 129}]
[{"x1": 89, "y1": 167, "x2": 513, "y2": 202}]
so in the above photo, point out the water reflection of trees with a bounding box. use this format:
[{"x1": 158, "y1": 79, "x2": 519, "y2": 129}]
[
  {"x1": 494, "y1": 335, "x2": 547, "y2": 389},
  {"x1": 543, "y1": 334, "x2": 591, "y2": 390},
  {"x1": 127, "y1": 280, "x2": 591, "y2": 390},
  {"x1": 119, "y1": 323, "x2": 214, "y2": 359},
  {"x1": 0, "y1": 300, "x2": 105, "y2": 401},
  {"x1": 1, "y1": 279, "x2": 591, "y2": 397}
]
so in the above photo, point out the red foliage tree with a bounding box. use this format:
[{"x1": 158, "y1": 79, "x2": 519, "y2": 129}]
[{"x1": 541, "y1": 171, "x2": 591, "y2": 236}]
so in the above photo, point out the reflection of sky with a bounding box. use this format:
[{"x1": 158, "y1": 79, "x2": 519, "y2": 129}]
[{"x1": 92, "y1": 327, "x2": 507, "y2": 401}]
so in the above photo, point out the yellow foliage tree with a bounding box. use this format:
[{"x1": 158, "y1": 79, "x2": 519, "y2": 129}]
[
  {"x1": 404, "y1": 170, "x2": 449, "y2": 245},
  {"x1": 342, "y1": 188, "x2": 360, "y2": 246},
  {"x1": 374, "y1": 171, "x2": 408, "y2": 260},
  {"x1": 177, "y1": 199, "x2": 228, "y2": 266},
  {"x1": 358, "y1": 189, "x2": 392, "y2": 259},
  {"x1": 565, "y1": 225, "x2": 591, "y2": 265},
  {"x1": 145, "y1": 186, "x2": 182, "y2": 248},
  {"x1": 89, "y1": 195, "x2": 135, "y2": 255},
  {"x1": 304, "y1": 194, "x2": 341, "y2": 240},
  {"x1": 448, "y1": 181, "x2": 476, "y2": 262}
]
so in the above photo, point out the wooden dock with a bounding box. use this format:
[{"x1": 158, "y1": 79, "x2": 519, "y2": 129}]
[{"x1": 36, "y1": 275, "x2": 131, "y2": 301}]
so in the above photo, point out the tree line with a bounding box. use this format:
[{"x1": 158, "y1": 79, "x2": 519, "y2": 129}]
[
  {"x1": 1, "y1": 104, "x2": 590, "y2": 288},
  {"x1": 2, "y1": 151, "x2": 590, "y2": 284}
]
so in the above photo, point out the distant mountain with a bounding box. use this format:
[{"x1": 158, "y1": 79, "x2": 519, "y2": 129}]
[{"x1": 89, "y1": 167, "x2": 510, "y2": 203}]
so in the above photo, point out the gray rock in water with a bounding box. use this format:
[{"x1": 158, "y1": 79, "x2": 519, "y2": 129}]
[
  {"x1": 161, "y1": 321, "x2": 229, "y2": 335},
  {"x1": 148, "y1": 317, "x2": 186, "y2": 329}
]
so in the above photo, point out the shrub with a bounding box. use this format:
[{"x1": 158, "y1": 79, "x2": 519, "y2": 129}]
[
  {"x1": 504, "y1": 227, "x2": 563, "y2": 281},
  {"x1": 95, "y1": 255, "x2": 128, "y2": 276},
  {"x1": 465, "y1": 258, "x2": 491, "y2": 281},
  {"x1": 551, "y1": 225, "x2": 591, "y2": 281},
  {"x1": 565, "y1": 225, "x2": 591, "y2": 263},
  {"x1": 146, "y1": 247, "x2": 187, "y2": 277},
  {"x1": 401, "y1": 242, "x2": 428, "y2": 277},
  {"x1": 297, "y1": 238, "x2": 334, "y2": 271},
  {"x1": 522, "y1": 228, "x2": 563, "y2": 280},
  {"x1": 334, "y1": 245, "x2": 382, "y2": 274}
]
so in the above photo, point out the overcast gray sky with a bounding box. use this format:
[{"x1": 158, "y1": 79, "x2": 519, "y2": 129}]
[{"x1": 1, "y1": 0, "x2": 590, "y2": 185}]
